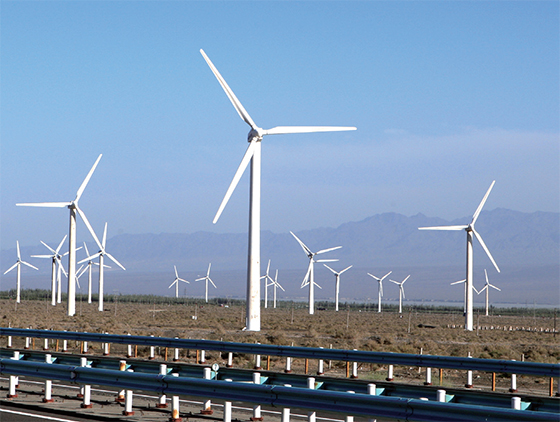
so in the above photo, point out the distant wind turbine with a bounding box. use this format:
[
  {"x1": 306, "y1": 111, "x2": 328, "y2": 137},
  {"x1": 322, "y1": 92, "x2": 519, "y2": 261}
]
[
  {"x1": 450, "y1": 278, "x2": 478, "y2": 313},
  {"x1": 478, "y1": 269, "x2": 501, "y2": 316},
  {"x1": 390, "y1": 275, "x2": 410, "y2": 314},
  {"x1": 4, "y1": 241, "x2": 38, "y2": 303},
  {"x1": 323, "y1": 264, "x2": 352, "y2": 312},
  {"x1": 201, "y1": 49, "x2": 356, "y2": 331},
  {"x1": 31, "y1": 236, "x2": 67, "y2": 306},
  {"x1": 290, "y1": 231, "x2": 341, "y2": 315},
  {"x1": 271, "y1": 269, "x2": 284, "y2": 309},
  {"x1": 196, "y1": 263, "x2": 217, "y2": 303},
  {"x1": 17, "y1": 154, "x2": 104, "y2": 316},
  {"x1": 261, "y1": 260, "x2": 284, "y2": 308},
  {"x1": 367, "y1": 271, "x2": 392, "y2": 313},
  {"x1": 79, "y1": 222, "x2": 125, "y2": 312},
  {"x1": 418, "y1": 181, "x2": 500, "y2": 331},
  {"x1": 169, "y1": 266, "x2": 189, "y2": 298}
]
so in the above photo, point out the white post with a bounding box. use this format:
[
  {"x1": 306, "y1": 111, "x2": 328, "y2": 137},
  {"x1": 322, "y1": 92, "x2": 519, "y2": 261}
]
[
  {"x1": 156, "y1": 364, "x2": 168, "y2": 408},
  {"x1": 285, "y1": 356, "x2": 292, "y2": 373},
  {"x1": 345, "y1": 391, "x2": 355, "y2": 422},
  {"x1": 386, "y1": 364, "x2": 394, "y2": 381},
  {"x1": 63, "y1": 330, "x2": 68, "y2": 352},
  {"x1": 255, "y1": 353, "x2": 262, "y2": 370},
  {"x1": 123, "y1": 387, "x2": 134, "y2": 416},
  {"x1": 317, "y1": 347, "x2": 324, "y2": 375},
  {"x1": 83, "y1": 338, "x2": 88, "y2": 354},
  {"x1": 174, "y1": 337, "x2": 180, "y2": 361},
  {"x1": 7, "y1": 336, "x2": 12, "y2": 348},
  {"x1": 351, "y1": 349, "x2": 358, "y2": 378},
  {"x1": 466, "y1": 353, "x2": 473, "y2": 388},
  {"x1": 171, "y1": 373, "x2": 180, "y2": 421},
  {"x1": 24, "y1": 336, "x2": 30, "y2": 349},
  {"x1": 223, "y1": 379, "x2": 233, "y2": 422},
  {"x1": 8, "y1": 351, "x2": 19, "y2": 398},
  {"x1": 251, "y1": 372, "x2": 263, "y2": 421},
  {"x1": 509, "y1": 359, "x2": 518, "y2": 392},
  {"x1": 201, "y1": 367, "x2": 213, "y2": 415},
  {"x1": 200, "y1": 349, "x2": 206, "y2": 364},
  {"x1": 227, "y1": 351, "x2": 233, "y2": 368},
  {"x1": 103, "y1": 335, "x2": 109, "y2": 356},
  {"x1": 116, "y1": 360, "x2": 126, "y2": 402},
  {"x1": 425, "y1": 367, "x2": 432, "y2": 386},
  {"x1": 149, "y1": 335, "x2": 155, "y2": 359},
  {"x1": 127, "y1": 333, "x2": 132, "y2": 358},
  {"x1": 307, "y1": 377, "x2": 316, "y2": 422},
  {"x1": 43, "y1": 338, "x2": 49, "y2": 350},
  {"x1": 367, "y1": 384, "x2": 377, "y2": 422},
  {"x1": 511, "y1": 397, "x2": 521, "y2": 410},
  {"x1": 80, "y1": 356, "x2": 92, "y2": 407},
  {"x1": 43, "y1": 354, "x2": 53, "y2": 403},
  {"x1": 282, "y1": 384, "x2": 291, "y2": 422}
]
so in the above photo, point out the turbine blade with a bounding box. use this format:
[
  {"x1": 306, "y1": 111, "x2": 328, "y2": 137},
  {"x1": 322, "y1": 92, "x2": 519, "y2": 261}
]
[
  {"x1": 380, "y1": 271, "x2": 392, "y2": 281},
  {"x1": 209, "y1": 278, "x2": 217, "y2": 288},
  {"x1": 105, "y1": 252, "x2": 126, "y2": 271},
  {"x1": 213, "y1": 140, "x2": 257, "y2": 224},
  {"x1": 263, "y1": 126, "x2": 357, "y2": 136},
  {"x1": 323, "y1": 264, "x2": 336, "y2": 274},
  {"x1": 195, "y1": 277, "x2": 206, "y2": 282},
  {"x1": 78, "y1": 252, "x2": 101, "y2": 264},
  {"x1": 75, "y1": 206, "x2": 103, "y2": 250},
  {"x1": 290, "y1": 231, "x2": 313, "y2": 256},
  {"x1": 316, "y1": 258, "x2": 339, "y2": 263},
  {"x1": 390, "y1": 280, "x2": 399, "y2": 285},
  {"x1": 56, "y1": 258, "x2": 67, "y2": 276},
  {"x1": 402, "y1": 275, "x2": 411, "y2": 283},
  {"x1": 472, "y1": 228, "x2": 500, "y2": 273},
  {"x1": 21, "y1": 261, "x2": 38, "y2": 270},
  {"x1": 16, "y1": 241, "x2": 21, "y2": 260},
  {"x1": 75, "y1": 154, "x2": 102, "y2": 203},
  {"x1": 485, "y1": 269, "x2": 489, "y2": 285},
  {"x1": 471, "y1": 180, "x2": 495, "y2": 226},
  {"x1": 4, "y1": 263, "x2": 18, "y2": 274},
  {"x1": 179, "y1": 278, "x2": 190, "y2": 284},
  {"x1": 102, "y1": 222, "x2": 108, "y2": 248},
  {"x1": 200, "y1": 49, "x2": 258, "y2": 130},
  {"x1": 316, "y1": 245, "x2": 342, "y2": 255},
  {"x1": 490, "y1": 284, "x2": 501, "y2": 291},
  {"x1": 207, "y1": 263, "x2": 212, "y2": 276},
  {"x1": 418, "y1": 225, "x2": 468, "y2": 231},
  {"x1": 450, "y1": 279, "x2": 466, "y2": 285},
  {"x1": 174, "y1": 266, "x2": 179, "y2": 278},
  {"x1": 340, "y1": 265, "x2": 353, "y2": 274},
  {"x1": 313, "y1": 281, "x2": 323, "y2": 289},
  {"x1": 55, "y1": 235, "x2": 68, "y2": 254},
  {"x1": 83, "y1": 242, "x2": 90, "y2": 257},
  {"x1": 477, "y1": 286, "x2": 486, "y2": 294},
  {"x1": 16, "y1": 202, "x2": 71, "y2": 207},
  {"x1": 168, "y1": 280, "x2": 177, "y2": 289},
  {"x1": 31, "y1": 254, "x2": 52, "y2": 258},
  {"x1": 40, "y1": 241, "x2": 56, "y2": 255},
  {"x1": 367, "y1": 273, "x2": 380, "y2": 281}
]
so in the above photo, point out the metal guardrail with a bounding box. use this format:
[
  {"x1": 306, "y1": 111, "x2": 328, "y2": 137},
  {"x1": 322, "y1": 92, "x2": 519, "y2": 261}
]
[
  {"x1": 1, "y1": 359, "x2": 558, "y2": 422},
  {"x1": 2, "y1": 327, "x2": 559, "y2": 378}
]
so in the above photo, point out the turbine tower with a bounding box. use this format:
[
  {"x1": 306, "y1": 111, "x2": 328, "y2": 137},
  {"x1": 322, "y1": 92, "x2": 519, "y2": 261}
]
[
  {"x1": 201, "y1": 49, "x2": 356, "y2": 331},
  {"x1": 31, "y1": 235, "x2": 67, "y2": 306},
  {"x1": 418, "y1": 181, "x2": 500, "y2": 331},
  {"x1": 261, "y1": 260, "x2": 284, "y2": 308},
  {"x1": 17, "y1": 154, "x2": 104, "y2": 316},
  {"x1": 478, "y1": 269, "x2": 501, "y2": 316},
  {"x1": 195, "y1": 263, "x2": 216, "y2": 303},
  {"x1": 271, "y1": 269, "x2": 284, "y2": 309},
  {"x1": 323, "y1": 264, "x2": 352, "y2": 311},
  {"x1": 390, "y1": 275, "x2": 410, "y2": 314},
  {"x1": 450, "y1": 278, "x2": 478, "y2": 313},
  {"x1": 291, "y1": 231, "x2": 341, "y2": 315},
  {"x1": 367, "y1": 271, "x2": 392, "y2": 313},
  {"x1": 4, "y1": 241, "x2": 38, "y2": 303},
  {"x1": 169, "y1": 266, "x2": 189, "y2": 298},
  {"x1": 79, "y1": 222, "x2": 125, "y2": 312}
]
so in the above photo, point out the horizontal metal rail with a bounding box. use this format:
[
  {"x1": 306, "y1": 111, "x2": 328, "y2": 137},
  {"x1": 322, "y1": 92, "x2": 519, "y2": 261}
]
[
  {"x1": 2, "y1": 327, "x2": 559, "y2": 378},
  {"x1": 1, "y1": 359, "x2": 557, "y2": 422}
]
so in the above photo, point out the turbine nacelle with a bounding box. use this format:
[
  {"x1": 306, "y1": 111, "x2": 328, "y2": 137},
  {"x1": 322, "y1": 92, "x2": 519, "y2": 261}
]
[{"x1": 248, "y1": 128, "x2": 264, "y2": 142}]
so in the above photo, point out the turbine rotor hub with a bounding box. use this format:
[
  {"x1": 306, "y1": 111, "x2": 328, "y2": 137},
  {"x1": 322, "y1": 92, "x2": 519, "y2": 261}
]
[{"x1": 247, "y1": 128, "x2": 263, "y2": 142}]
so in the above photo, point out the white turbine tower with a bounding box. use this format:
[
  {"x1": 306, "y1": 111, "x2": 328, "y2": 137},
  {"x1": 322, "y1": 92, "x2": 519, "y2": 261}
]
[
  {"x1": 290, "y1": 231, "x2": 341, "y2": 315},
  {"x1": 323, "y1": 264, "x2": 352, "y2": 312},
  {"x1": 195, "y1": 263, "x2": 217, "y2": 303},
  {"x1": 4, "y1": 241, "x2": 38, "y2": 303},
  {"x1": 17, "y1": 154, "x2": 104, "y2": 316},
  {"x1": 261, "y1": 260, "x2": 284, "y2": 308},
  {"x1": 79, "y1": 222, "x2": 125, "y2": 312},
  {"x1": 390, "y1": 275, "x2": 410, "y2": 314},
  {"x1": 419, "y1": 181, "x2": 500, "y2": 331},
  {"x1": 478, "y1": 269, "x2": 501, "y2": 316},
  {"x1": 81, "y1": 242, "x2": 100, "y2": 304},
  {"x1": 169, "y1": 266, "x2": 190, "y2": 298},
  {"x1": 271, "y1": 269, "x2": 284, "y2": 309},
  {"x1": 450, "y1": 278, "x2": 479, "y2": 313},
  {"x1": 367, "y1": 271, "x2": 392, "y2": 313},
  {"x1": 31, "y1": 235, "x2": 67, "y2": 306},
  {"x1": 201, "y1": 49, "x2": 356, "y2": 331}
]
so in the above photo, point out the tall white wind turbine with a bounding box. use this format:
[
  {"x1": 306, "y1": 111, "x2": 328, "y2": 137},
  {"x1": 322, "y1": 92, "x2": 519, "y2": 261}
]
[
  {"x1": 323, "y1": 264, "x2": 352, "y2": 312},
  {"x1": 31, "y1": 235, "x2": 67, "y2": 306},
  {"x1": 4, "y1": 241, "x2": 38, "y2": 303},
  {"x1": 169, "y1": 266, "x2": 190, "y2": 298},
  {"x1": 367, "y1": 271, "x2": 392, "y2": 313},
  {"x1": 81, "y1": 242, "x2": 99, "y2": 304},
  {"x1": 195, "y1": 263, "x2": 217, "y2": 303},
  {"x1": 290, "y1": 231, "x2": 341, "y2": 315},
  {"x1": 478, "y1": 269, "x2": 501, "y2": 316},
  {"x1": 201, "y1": 49, "x2": 356, "y2": 331},
  {"x1": 418, "y1": 181, "x2": 500, "y2": 331},
  {"x1": 79, "y1": 222, "x2": 125, "y2": 312},
  {"x1": 390, "y1": 275, "x2": 410, "y2": 314},
  {"x1": 17, "y1": 154, "x2": 104, "y2": 316}
]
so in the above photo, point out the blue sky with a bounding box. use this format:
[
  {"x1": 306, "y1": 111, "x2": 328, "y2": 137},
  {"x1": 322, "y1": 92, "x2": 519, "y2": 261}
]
[{"x1": 1, "y1": 1, "x2": 558, "y2": 249}]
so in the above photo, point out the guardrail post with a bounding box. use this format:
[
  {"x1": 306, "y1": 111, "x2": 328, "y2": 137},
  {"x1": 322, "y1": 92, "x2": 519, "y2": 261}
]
[
  {"x1": 511, "y1": 396, "x2": 521, "y2": 410},
  {"x1": 437, "y1": 389, "x2": 446, "y2": 402},
  {"x1": 255, "y1": 347, "x2": 262, "y2": 370},
  {"x1": 43, "y1": 353, "x2": 54, "y2": 403},
  {"x1": 227, "y1": 351, "x2": 233, "y2": 368},
  {"x1": 351, "y1": 349, "x2": 358, "y2": 378},
  {"x1": 127, "y1": 333, "x2": 133, "y2": 358},
  {"x1": 80, "y1": 356, "x2": 92, "y2": 408},
  {"x1": 465, "y1": 353, "x2": 473, "y2": 388},
  {"x1": 8, "y1": 351, "x2": 19, "y2": 398},
  {"x1": 174, "y1": 337, "x2": 180, "y2": 362},
  {"x1": 285, "y1": 356, "x2": 292, "y2": 373},
  {"x1": 307, "y1": 377, "x2": 316, "y2": 422},
  {"x1": 386, "y1": 365, "x2": 394, "y2": 381},
  {"x1": 82, "y1": 332, "x2": 89, "y2": 354},
  {"x1": 103, "y1": 332, "x2": 110, "y2": 355},
  {"x1": 345, "y1": 391, "x2": 355, "y2": 422},
  {"x1": 367, "y1": 384, "x2": 377, "y2": 422},
  {"x1": 24, "y1": 334, "x2": 30, "y2": 350},
  {"x1": 149, "y1": 335, "x2": 155, "y2": 359},
  {"x1": 171, "y1": 373, "x2": 181, "y2": 421},
  {"x1": 250, "y1": 372, "x2": 263, "y2": 421},
  {"x1": 223, "y1": 379, "x2": 233, "y2": 422},
  {"x1": 424, "y1": 367, "x2": 432, "y2": 386},
  {"x1": 509, "y1": 360, "x2": 518, "y2": 393},
  {"x1": 43, "y1": 338, "x2": 49, "y2": 351},
  {"x1": 201, "y1": 367, "x2": 213, "y2": 415},
  {"x1": 439, "y1": 368, "x2": 443, "y2": 385},
  {"x1": 7, "y1": 335, "x2": 12, "y2": 348},
  {"x1": 116, "y1": 360, "x2": 126, "y2": 402},
  {"x1": 200, "y1": 349, "x2": 206, "y2": 364},
  {"x1": 156, "y1": 364, "x2": 168, "y2": 408},
  {"x1": 281, "y1": 384, "x2": 291, "y2": 422},
  {"x1": 123, "y1": 374, "x2": 134, "y2": 416},
  {"x1": 317, "y1": 347, "x2": 324, "y2": 375}
]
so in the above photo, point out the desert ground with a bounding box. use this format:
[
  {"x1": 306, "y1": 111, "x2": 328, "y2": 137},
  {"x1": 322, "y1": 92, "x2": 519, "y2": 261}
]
[{"x1": 1, "y1": 298, "x2": 558, "y2": 396}]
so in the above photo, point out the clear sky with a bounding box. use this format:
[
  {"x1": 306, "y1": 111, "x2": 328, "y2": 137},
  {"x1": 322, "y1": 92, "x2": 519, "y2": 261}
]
[{"x1": 1, "y1": 1, "x2": 558, "y2": 249}]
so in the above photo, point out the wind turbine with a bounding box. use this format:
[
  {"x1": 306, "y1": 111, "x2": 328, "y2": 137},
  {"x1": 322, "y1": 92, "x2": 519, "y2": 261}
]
[
  {"x1": 418, "y1": 181, "x2": 500, "y2": 331},
  {"x1": 323, "y1": 264, "x2": 352, "y2": 312},
  {"x1": 450, "y1": 278, "x2": 479, "y2": 313},
  {"x1": 201, "y1": 49, "x2": 356, "y2": 331},
  {"x1": 478, "y1": 269, "x2": 501, "y2": 316},
  {"x1": 261, "y1": 260, "x2": 284, "y2": 308},
  {"x1": 81, "y1": 242, "x2": 103, "y2": 304},
  {"x1": 290, "y1": 231, "x2": 341, "y2": 315},
  {"x1": 17, "y1": 154, "x2": 104, "y2": 316},
  {"x1": 367, "y1": 271, "x2": 392, "y2": 313},
  {"x1": 169, "y1": 266, "x2": 189, "y2": 298},
  {"x1": 271, "y1": 269, "x2": 284, "y2": 309},
  {"x1": 3, "y1": 241, "x2": 38, "y2": 303},
  {"x1": 195, "y1": 263, "x2": 217, "y2": 303},
  {"x1": 79, "y1": 222, "x2": 125, "y2": 312},
  {"x1": 390, "y1": 275, "x2": 410, "y2": 314},
  {"x1": 31, "y1": 235, "x2": 67, "y2": 306}
]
